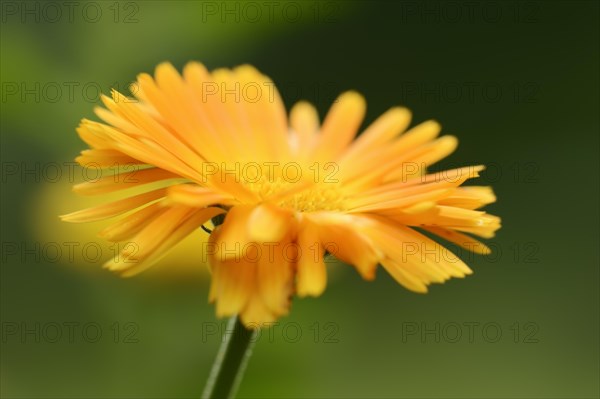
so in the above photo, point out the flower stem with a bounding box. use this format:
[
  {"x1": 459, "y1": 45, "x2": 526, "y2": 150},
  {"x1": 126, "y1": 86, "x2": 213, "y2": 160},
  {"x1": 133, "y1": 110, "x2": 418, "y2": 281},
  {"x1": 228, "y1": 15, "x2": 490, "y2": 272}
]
[{"x1": 201, "y1": 316, "x2": 257, "y2": 399}]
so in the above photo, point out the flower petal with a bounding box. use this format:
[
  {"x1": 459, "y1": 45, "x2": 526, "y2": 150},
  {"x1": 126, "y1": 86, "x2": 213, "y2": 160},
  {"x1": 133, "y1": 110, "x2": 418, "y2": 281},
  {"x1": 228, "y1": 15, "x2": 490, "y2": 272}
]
[
  {"x1": 106, "y1": 206, "x2": 224, "y2": 277},
  {"x1": 60, "y1": 188, "x2": 167, "y2": 223},
  {"x1": 99, "y1": 201, "x2": 168, "y2": 242},
  {"x1": 306, "y1": 212, "x2": 380, "y2": 280},
  {"x1": 256, "y1": 239, "x2": 294, "y2": 316},
  {"x1": 313, "y1": 91, "x2": 366, "y2": 161},
  {"x1": 340, "y1": 106, "x2": 412, "y2": 165},
  {"x1": 247, "y1": 203, "x2": 293, "y2": 242},
  {"x1": 74, "y1": 168, "x2": 181, "y2": 196},
  {"x1": 296, "y1": 219, "x2": 327, "y2": 297},
  {"x1": 167, "y1": 184, "x2": 236, "y2": 207}
]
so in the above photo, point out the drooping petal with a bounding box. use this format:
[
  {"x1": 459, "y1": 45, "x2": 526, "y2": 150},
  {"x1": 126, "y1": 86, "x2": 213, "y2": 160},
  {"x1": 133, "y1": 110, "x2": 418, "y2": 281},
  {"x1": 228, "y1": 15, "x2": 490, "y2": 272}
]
[
  {"x1": 240, "y1": 289, "x2": 278, "y2": 328},
  {"x1": 247, "y1": 203, "x2": 293, "y2": 242},
  {"x1": 215, "y1": 204, "x2": 255, "y2": 262},
  {"x1": 296, "y1": 219, "x2": 327, "y2": 297},
  {"x1": 256, "y1": 239, "x2": 294, "y2": 316},
  {"x1": 363, "y1": 217, "x2": 473, "y2": 290},
  {"x1": 213, "y1": 259, "x2": 256, "y2": 318},
  {"x1": 380, "y1": 258, "x2": 429, "y2": 293},
  {"x1": 306, "y1": 212, "x2": 380, "y2": 280}
]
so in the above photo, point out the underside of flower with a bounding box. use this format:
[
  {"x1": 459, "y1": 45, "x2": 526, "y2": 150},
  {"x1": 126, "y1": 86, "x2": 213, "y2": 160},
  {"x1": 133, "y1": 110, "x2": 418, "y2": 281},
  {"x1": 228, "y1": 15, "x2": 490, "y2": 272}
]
[{"x1": 62, "y1": 62, "x2": 501, "y2": 327}]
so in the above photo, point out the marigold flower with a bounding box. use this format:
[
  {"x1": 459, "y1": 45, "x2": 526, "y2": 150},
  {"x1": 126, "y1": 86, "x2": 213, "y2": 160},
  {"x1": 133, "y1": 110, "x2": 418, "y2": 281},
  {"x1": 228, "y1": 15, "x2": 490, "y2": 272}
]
[{"x1": 62, "y1": 62, "x2": 501, "y2": 326}]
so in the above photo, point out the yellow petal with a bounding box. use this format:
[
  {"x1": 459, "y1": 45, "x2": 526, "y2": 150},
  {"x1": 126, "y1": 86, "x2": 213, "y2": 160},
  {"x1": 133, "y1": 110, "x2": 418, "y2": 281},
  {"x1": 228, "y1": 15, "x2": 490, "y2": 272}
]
[
  {"x1": 296, "y1": 220, "x2": 327, "y2": 297},
  {"x1": 363, "y1": 218, "x2": 472, "y2": 285},
  {"x1": 439, "y1": 186, "x2": 497, "y2": 209},
  {"x1": 114, "y1": 207, "x2": 225, "y2": 277},
  {"x1": 74, "y1": 168, "x2": 180, "y2": 195},
  {"x1": 240, "y1": 291, "x2": 277, "y2": 328},
  {"x1": 314, "y1": 91, "x2": 366, "y2": 161},
  {"x1": 423, "y1": 226, "x2": 491, "y2": 255},
  {"x1": 290, "y1": 101, "x2": 320, "y2": 155},
  {"x1": 80, "y1": 119, "x2": 203, "y2": 183},
  {"x1": 340, "y1": 106, "x2": 411, "y2": 165},
  {"x1": 390, "y1": 120, "x2": 441, "y2": 154},
  {"x1": 214, "y1": 260, "x2": 256, "y2": 318},
  {"x1": 256, "y1": 239, "x2": 294, "y2": 316},
  {"x1": 410, "y1": 135, "x2": 459, "y2": 169},
  {"x1": 230, "y1": 64, "x2": 290, "y2": 161},
  {"x1": 98, "y1": 201, "x2": 168, "y2": 242},
  {"x1": 167, "y1": 184, "x2": 236, "y2": 207},
  {"x1": 348, "y1": 188, "x2": 453, "y2": 213},
  {"x1": 306, "y1": 212, "x2": 380, "y2": 280},
  {"x1": 215, "y1": 205, "x2": 254, "y2": 261},
  {"x1": 114, "y1": 205, "x2": 194, "y2": 264},
  {"x1": 75, "y1": 149, "x2": 140, "y2": 168},
  {"x1": 380, "y1": 258, "x2": 429, "y2": 293},
  {"x1": 247, "y1": 203, "x2": 292, "y2": 242},
  {"x1": 60, "y1": 188, "x2": 167, "y2": 223}
]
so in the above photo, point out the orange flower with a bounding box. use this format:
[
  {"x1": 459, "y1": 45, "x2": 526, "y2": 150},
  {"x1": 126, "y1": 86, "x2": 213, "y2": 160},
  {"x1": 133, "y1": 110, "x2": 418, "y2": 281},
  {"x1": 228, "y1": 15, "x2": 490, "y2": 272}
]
[{"x1": 62, "y1": 62, "x2": 500, "y2": 326}]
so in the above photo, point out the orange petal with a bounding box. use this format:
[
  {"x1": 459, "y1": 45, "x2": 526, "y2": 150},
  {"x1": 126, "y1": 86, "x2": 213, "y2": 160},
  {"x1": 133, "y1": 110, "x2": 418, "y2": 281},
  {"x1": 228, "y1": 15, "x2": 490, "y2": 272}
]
[
  {"x1": 215, "y1": 205, "x2": 255, "y2": 262},
  {"x1": 422, "y1": 226, "x2": 491, "y2": 255},
  {"x1": 340, "y1": 106, "x2": 412, "y2": 165},
  {"x1": 296, "y1": 219, "x2": 327, "y2": 297},
  {"x1": 306, "y1": 212, "x2": 380, "y2": 280},
  {"x1": 74, "y1": 168, "x2": 180, "y2": 195},
  {"x1": 240, "y1": 290, "x2": 278, "y2": 328},
  {"x1": 167, "y1": 184, "x2": 236, "y2": 207},
  {"x1": 289, "y1": 101, "x2": 320, "y2": 156},
  {"x1": 314, "y1": 91, "x2": 366, "y2": 161},
  {"x1": 214, "y1": 260, "x2": 256, "y2": 318},
  {"x1": 247, "y1": 203, "x2": 293, "y2": 242},
  {"x1": 256, "y1": 240, "x2": 294, "y2": 316},
  {"x1": 113, "y1": 207, "x2": 225, "y2": 277},
  {"x1": 98, "y1": 201, "x2": 168, "y2": 242},
  {"x1": 60, "y1": 188, "x2": 167, "y2": 223},
  {"x1": 75, "y1": 149, "x2": 141, "y2": 169}
]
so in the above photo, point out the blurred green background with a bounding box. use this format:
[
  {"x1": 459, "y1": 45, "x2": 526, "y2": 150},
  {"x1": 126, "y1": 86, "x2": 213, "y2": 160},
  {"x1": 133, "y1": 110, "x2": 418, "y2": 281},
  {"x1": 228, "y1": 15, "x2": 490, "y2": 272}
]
[{"x1": 1, "y1": 1, "x2": 598, "y2": 398}]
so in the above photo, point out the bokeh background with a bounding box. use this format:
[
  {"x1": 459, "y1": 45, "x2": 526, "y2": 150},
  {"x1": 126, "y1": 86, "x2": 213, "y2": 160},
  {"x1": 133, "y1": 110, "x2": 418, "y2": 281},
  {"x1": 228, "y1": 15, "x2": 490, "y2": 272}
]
[{"x1": 1, "y1": 1, "x2": 598, "y2": 398}]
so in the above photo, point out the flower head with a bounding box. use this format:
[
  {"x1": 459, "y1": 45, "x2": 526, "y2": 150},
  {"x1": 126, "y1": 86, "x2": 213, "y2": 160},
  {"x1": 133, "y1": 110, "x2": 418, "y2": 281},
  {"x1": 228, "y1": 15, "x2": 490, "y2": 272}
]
[{"x1": 63, "y1": 62, "x2": 501, "y2": 326}]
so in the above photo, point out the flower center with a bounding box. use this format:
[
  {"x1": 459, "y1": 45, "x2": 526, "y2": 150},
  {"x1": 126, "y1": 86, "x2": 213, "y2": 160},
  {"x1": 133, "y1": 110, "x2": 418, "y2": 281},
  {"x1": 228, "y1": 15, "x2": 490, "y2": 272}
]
[
  {"x1": 243, "y1": 174, "x2": 347, "y2": 213},
  {"x1": 279, "y1": 184, "x2": 347, "y2": 212}
]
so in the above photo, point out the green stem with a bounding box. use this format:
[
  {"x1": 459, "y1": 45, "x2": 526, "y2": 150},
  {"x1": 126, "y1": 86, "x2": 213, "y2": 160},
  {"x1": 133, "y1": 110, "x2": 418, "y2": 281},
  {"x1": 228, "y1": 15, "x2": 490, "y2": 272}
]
[{"x1": 201, "y1": 316, "x2": 257, "y2": 399}]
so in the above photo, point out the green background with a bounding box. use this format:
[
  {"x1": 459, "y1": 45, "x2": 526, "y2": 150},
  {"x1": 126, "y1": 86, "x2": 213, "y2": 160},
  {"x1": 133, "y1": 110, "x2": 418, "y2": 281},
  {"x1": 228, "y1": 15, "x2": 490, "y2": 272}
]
[{"x1": 1, "y1": 1, "x2": 598, "y2": 398}]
